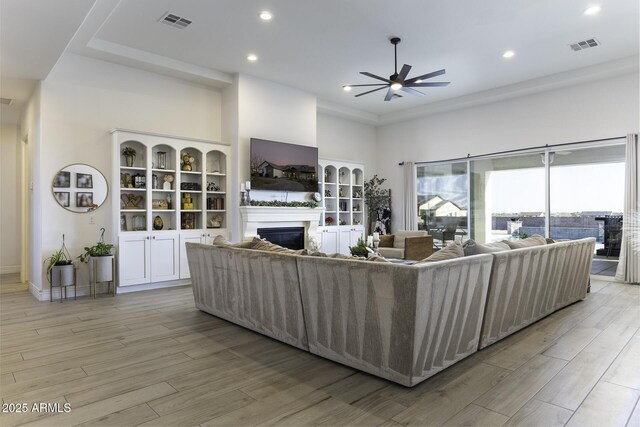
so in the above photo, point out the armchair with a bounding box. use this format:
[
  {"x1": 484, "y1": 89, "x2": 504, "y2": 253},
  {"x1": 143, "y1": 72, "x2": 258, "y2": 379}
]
[{"x1": 377, "y1": 230, "x2": 433, "y2": 260}]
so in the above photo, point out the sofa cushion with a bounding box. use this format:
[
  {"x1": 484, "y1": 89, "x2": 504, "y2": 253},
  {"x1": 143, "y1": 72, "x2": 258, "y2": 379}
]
[
  {"x1": 417, "y1": 241, "x2": 464, "y2": 263},
  {"x1": 379, "y1": 235, "x2": 394, "y2": 248},
  {"x1": 212, "y1": 235, "x2": 253, "y2": 249},
  {"x1": 377, "y1": 247, "x2": 405, "y2": 259},
  {"x1": 503, "y1": 234, "x2": 547, "y2": 249},
  {"x1": 394, "y1": 230, "x2": 428, "y2": 249},
  {"x1": 463, "y1": 239, "x2": 510, "y2": 256}
]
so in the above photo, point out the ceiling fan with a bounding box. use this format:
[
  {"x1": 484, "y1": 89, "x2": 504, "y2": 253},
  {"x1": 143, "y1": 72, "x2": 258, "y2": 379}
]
[{"x1": 344, "y1": 37, "x2": 450, "y2": 101}]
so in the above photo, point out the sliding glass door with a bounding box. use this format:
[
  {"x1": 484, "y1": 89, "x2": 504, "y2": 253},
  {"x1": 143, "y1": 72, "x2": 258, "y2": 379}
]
[
  {"x1": 550, "y1": 144, "x2": 626, "y2": 256},
  {"x1": 417, "y1": 162, "x2": 468, "y2": 247},
  {"x1": 470, "y1": 153, "x2": 546, "y2": 244}
]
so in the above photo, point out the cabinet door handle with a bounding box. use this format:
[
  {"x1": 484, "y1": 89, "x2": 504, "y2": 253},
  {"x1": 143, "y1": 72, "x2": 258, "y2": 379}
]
[
  {"x1": 152, "y1": 236, "x2": 156, "y2": 240},
  {"x1": 146, "y1": 236, "x2": 150, "y2": 240}
]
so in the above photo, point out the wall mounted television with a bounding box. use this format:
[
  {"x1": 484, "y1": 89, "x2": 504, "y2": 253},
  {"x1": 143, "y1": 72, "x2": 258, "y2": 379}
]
[{"x1": 250, "y1": 138, "x2": 318, "y2": 192}]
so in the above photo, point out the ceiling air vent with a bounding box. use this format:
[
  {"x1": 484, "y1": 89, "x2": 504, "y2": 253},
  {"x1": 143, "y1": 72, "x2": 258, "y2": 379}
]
[
  {"x1": 0, "y1": 98, "x2": 14, "y2": 105},
  {"x1": 158, "y1": 12, "x2": 192, "y2": 29},
  {"x1": 570, "y1": 38, "x2": 600, "y2": 52}
]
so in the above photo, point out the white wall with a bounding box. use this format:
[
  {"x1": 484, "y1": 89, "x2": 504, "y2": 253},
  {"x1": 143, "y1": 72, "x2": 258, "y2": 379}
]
[
  {"x1": 376, "y1": 72, "x2": 640, "y2": 232},
  {"x1": 0, "y1": 124, "x2": 21, "y2": 274},
  {"x1": 317, "y1": 113, "x2": 376, "y2": 177},
  {"x1": 236, "y1": 74, "x2": 317, "y2": 182},
  {"x1": 34, "y1": 53, "x2": 222, "y2": 295},
  {"x1": 19, "y1": 83, "x2": 42, "y2": 290},
  {"x1": 223, "y1": 73, "x2": 318, "y2": 240}
]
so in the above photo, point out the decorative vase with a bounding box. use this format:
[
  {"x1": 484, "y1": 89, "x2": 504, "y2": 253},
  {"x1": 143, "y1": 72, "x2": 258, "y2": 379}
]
[
  {"x1": 125, "y1": 156, "x2": 134, "y2": 167},
  {"x1": 90, "y1": 256, "x2": 114, "y2": 283},
  {"x1": 153, "y1": 215, "x2": 164, "y2": 230}
]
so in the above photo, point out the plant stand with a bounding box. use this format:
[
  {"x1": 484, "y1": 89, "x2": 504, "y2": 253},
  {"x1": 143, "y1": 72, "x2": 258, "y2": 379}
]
[
  {"x1": 89, "y1": 255, "x2": 116, "y2": 298},
  {"x1": 49, "y1": 264, "x2": 76, "y2": 303}
]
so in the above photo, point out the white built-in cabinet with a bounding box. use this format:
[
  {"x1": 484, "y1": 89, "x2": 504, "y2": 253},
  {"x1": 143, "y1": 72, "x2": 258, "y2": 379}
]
[
  {"x1": 318, "y1": 158, "x2": 365, "y2": 255},
  {"x1": 112, "y1": 129, "x2": 230, "y2": 288}
]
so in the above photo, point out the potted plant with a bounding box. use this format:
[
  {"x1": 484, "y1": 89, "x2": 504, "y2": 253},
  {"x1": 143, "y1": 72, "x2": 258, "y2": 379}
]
[
  {"x1": 121, "y1": 146, "x2": 136, "y2": 167},
  {"x1": 364, "y1": 174, "x2": 391, "y2": 235},
  {"x1": 79, "y1": 228, "x2": 115, "y2": 283},
  {"x1": 349, "y1": 237, "x2": 369, "y2": 258},
  {"x1": 44, "y1": 235, "x2": 74, "y2": 287}
]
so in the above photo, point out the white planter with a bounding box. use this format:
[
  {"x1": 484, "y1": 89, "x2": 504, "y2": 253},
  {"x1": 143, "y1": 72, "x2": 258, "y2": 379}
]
[
  {"x1": 51, "y1": 264, "x2": 74, "y2": 287},
  {"x1": 90, "y1": 255, "x2": 114, "y2": 283}
]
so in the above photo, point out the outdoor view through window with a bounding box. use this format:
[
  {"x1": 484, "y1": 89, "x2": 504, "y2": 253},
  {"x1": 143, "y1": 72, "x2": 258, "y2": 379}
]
[{"x1": 417, "y1": 143, "x2": 625, "y2": 271}]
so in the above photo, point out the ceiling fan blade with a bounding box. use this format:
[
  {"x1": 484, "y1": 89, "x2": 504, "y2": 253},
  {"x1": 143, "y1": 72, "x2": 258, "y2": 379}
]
[
  {"x1": 405, "y1": 69, "x2": 446, "y2": 85},
  {"x1": 355, "y1": 86, "x2": 388, "y2": 97},
  {"x1": 407, "y1": 82, "x2": 450, "y2": 87},
  {"x1": 360, "y1": 72, "x2": 393, "y2": 83},
  {"x1": 400, "y1": 87, "x2": 425, "y2": 97},
  {"x1": 347, "y1": 83, "x2": 389, "y2": 87},
  {"x1": 398, "y1": 64, "x2": 412, "y2": 81},
  {"x1": 384, "y1": 88, "x2": 396, "y2": 101}
]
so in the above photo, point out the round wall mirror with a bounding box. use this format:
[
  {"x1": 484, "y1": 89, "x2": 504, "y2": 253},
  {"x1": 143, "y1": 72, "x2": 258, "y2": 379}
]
[{"x1": 51, "y1": 164, "x2": 109, "y2": 213}]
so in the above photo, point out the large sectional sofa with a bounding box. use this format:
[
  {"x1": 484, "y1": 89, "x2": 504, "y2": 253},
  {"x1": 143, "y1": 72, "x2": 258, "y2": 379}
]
[{"x1": 186, "y1": 237, "x2": 595, "y2": 387}]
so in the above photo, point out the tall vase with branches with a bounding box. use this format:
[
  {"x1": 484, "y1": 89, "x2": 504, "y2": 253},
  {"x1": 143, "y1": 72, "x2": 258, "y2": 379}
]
[{"x1": 364, "y1": 175, "x2": 391, "y2": 235}]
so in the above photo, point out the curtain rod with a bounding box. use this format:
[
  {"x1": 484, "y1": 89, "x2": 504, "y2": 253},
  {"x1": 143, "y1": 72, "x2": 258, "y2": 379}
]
[{"x1": 398, "y1": 135, "x2": 627, "y2": 166}]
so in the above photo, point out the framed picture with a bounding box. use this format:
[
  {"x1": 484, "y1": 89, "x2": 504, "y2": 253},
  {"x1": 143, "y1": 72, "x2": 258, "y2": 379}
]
[
  {"x1": 76, "y1": 192, "x2": 93, "y2": 208},
  {"x1": 53, "y1": 171, "x2": 71, "y2": 188},
  {"x1": 54, "y1": 192, "x2": 70, "y2": 207},
  {"x1": 76, "y1": 173, "x2": 93, "y2": 188}
]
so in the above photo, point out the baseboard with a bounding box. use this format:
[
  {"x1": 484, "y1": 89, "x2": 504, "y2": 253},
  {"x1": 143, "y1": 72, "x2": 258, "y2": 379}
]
[
  {"x1": 30, "y1": 282, "x2": 115, "y2": 302},
  {"x1": 0, "y1": 265, "x2": 20, "y2": 274},
  {"x1": 116, "y1": 279, "x2": 191, "y2": 294}
]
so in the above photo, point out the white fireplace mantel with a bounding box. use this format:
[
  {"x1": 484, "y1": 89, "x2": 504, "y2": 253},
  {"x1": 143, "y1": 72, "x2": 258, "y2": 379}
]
[{"x1": 239, "y1": 206, "x2": 323, "y2": 248}]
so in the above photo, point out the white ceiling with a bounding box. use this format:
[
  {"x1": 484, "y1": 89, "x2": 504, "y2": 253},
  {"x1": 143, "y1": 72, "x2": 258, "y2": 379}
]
[{"x1": 1, "y1": 0, "x2": 639, "y2": 124}]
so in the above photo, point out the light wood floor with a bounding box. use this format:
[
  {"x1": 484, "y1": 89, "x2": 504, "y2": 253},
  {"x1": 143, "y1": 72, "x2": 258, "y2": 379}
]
[{"x1": 0, "y1": 274, "x2": 638, "y2": 427}]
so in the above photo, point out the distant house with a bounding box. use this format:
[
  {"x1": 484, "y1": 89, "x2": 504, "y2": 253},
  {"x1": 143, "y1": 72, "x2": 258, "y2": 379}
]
[
  {"x1": 256, "y1": 161, "x2": 316, "y2": 181},
  {"x1": 419, "y1": 196, "x2": 467, "y2": 217}
]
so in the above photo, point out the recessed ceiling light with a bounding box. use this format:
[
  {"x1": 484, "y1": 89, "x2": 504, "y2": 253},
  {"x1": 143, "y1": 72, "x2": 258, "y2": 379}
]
[
  {"x1": 584, "y1": 5, "x2": 601, "y2": 15},
  {"x1": 247, "y1": 54, "x2": 258, "y2": 62},
  {"x1": 390, "y1": 82, "x2": 402, "y2": 90},
  {"x1": 502, "y1": 50, "x2": 515, "y2": 58},
  {"x1": 343, "y1": 85, "x2": 352, "y2": 92},
  {"x1": 259, "y1": 11, "x2": 272, "y2": 20}
]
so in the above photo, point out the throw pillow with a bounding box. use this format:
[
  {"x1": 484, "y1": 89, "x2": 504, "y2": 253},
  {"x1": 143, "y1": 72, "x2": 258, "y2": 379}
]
[
  {"x1": 212, "y1": 235, "x2": 253, "y2": 249},
  {"x1": 251, "y1": 238, "x2": 292, "y2": 253},
  {"x1": 379, "y1": 235, "x2": 394, "y2": 248},
  {"x1": 417, "y1": 241, "x2": 464, "y2": 263},
  {"x1": 367, "y1": 255, "x2": 391, "y2": 263},
  {"x1": 463, "y1": 239, "x2": 510, "y2": 256},
  {"x1": 503, "y1": 234, "x2": 547, "y2": 249}
]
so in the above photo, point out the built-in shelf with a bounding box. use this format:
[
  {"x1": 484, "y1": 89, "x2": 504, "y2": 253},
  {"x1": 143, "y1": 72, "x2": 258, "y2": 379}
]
[
  {"x1": 206, "y1": 172, "x2": 226, "y2": 176},
  {"x1": 152, "y1": 168, "x2": 176, "y2": 173},
  {"x1": 206, "y1": 191, "x2": 226, "y2": 194},
  {"x1": 206, "y1": 210, "x2": 225, "y2": 213},
  {"x1": 120, "y1": 209, "x2": 145, "y2": 212},
  {"x1": 180, "y1": 190, "x2": 202, "y2": 193},
  {"x1": 151, "y1": 189, "x2": 174, "y2": 192},
  {"x1": 120, "y1": 187, "x2": 146, "y2": 192},
  {"x1": 120, "y1": 166, "x2": 146, "y2": 171},
  {"x1": 180, "y1": 171, "x2": 202, "y2": 175},
  {"x1": 152, "y1": 209, "x2": 176, "y2": 212}
]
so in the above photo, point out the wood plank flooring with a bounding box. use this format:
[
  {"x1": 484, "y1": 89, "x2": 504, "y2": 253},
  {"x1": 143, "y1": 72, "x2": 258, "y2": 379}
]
[{"x1": 0, "y1": 274, "x2": 638, "y2": 426}]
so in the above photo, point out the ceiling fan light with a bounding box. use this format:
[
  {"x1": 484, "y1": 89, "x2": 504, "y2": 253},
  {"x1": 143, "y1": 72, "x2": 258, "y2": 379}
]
[
  {"x1": 390, "y1": 82, "x2": 402, "y2": 90},
  {"x1": 415, "y1": 79, "x2": 422, "y2": 83},
  {"x1": 584, "y1": 6, "x2": 601, "y2": 15},
  {"x1": 343, "y1": 85, "x2": 352, "y2": 92}
]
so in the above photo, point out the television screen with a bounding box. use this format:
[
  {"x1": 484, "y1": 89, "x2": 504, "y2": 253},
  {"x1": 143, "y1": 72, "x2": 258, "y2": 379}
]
[{"x1": 250, "y1": 138, "x2": 318, "y2": 192}]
